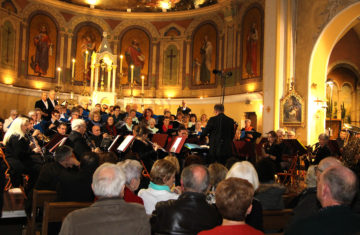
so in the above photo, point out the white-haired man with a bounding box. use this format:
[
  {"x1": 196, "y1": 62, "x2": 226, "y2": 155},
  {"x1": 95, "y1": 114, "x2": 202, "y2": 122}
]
[
  {"x1": 59, "y1": 163, "x2": 150, "y2": 235},
  {"x1": 66, "y1": 119, "x2": 91, "y2": 160},
  {"x1": 285, "y1": 165, "x2": 360, "y2": 235},
  {"x1": 4, "y1": 109, "x2": 18, "y2": 132}
]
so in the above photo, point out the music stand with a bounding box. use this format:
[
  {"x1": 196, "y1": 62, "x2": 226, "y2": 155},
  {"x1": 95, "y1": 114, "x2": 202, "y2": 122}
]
[
  {"x1": 168, "y1": 137, "x2": 186, "y2": 154},
  {"x1": 49, "y1": 137, "x2": 68, "y2": 153},
  {"x1": 107, "y1": 135, "x2": 122, "y2": 152},
  {"x1": 117, "y1": 135, "x2": 135, "y2": 152},
  {"x1": 151, "y1": 134, "x2": 168, "y2": 148},
  {"x1": 281, "y1": 139, "x2": 307, "y2": 157},
  {"x1": 44, "y1": 134, "x2": 66, "y2": 151},
  {"x1": 327, "y1": 140, "x2": 341, "y2": 156}
]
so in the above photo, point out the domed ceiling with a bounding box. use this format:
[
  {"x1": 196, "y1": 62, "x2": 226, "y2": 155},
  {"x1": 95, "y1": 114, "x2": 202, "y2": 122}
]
[{"x1": 59, "y1": 0, "x2": 217, "y2": 12}]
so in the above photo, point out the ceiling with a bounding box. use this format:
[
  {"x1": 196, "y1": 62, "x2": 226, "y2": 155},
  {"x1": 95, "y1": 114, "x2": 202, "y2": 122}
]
[{"x1": 59, "y1": 0, "x2": 217, "y2": 12}]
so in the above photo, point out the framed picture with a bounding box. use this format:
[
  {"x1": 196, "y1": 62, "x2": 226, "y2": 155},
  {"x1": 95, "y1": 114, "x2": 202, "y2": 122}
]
[{"x1": 280, "y1": 90, "x2": 305, "y2": 127}]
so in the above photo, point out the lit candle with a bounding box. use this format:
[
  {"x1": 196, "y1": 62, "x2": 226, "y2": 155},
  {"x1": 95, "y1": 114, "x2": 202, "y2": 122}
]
[
  {"x1": 119, "y1": 55, "x2": 123, "y2": 75},
  {"x1": 70, "y1": 91, "x2": 74, "y2": 100},
  {"x1": 130, "y1": 65, "x2": 134, "y2": 85},
  {"x1": 71, "y1": 59, "x2": 75, "y2": 78},
  {"x1": 57, "y1": 67, "x2": 61, "y2": 86},
  {"x1": 85, "y1": 50, "x2": 89, "y2": 71},
  {"x1": 141, "y1": 75, "x2": 144, "y2": 93}
]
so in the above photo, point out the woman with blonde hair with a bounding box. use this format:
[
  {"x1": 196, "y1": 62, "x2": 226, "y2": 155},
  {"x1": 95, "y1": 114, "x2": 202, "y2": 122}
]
[
  {"x1": 138, "y1": 159, "x2": 179, "y2": 214},
  {"x1": 4, "y1": 117, "x2": 42, "y2": 189}
]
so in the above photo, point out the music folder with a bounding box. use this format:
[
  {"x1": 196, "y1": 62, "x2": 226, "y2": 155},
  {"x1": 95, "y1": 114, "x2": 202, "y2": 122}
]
[
  {"x1": 151, "y1": 134, "x2": 168, "y2": 148},
  {"x1": 168, "y1": 137, "x2": 187, "y2": 154},
  {"x1": 44, "y1": 134, "x2": 66, "y2": 150},
  {"x1": 117, "y1": 135, "x2": 135, "y2": 152},
  {"x1": 49, "y1": 137, "x2": 68, "y2": 153},
  {"x1": 107, "y1": 135, "x2": 121, "y2": 152}
]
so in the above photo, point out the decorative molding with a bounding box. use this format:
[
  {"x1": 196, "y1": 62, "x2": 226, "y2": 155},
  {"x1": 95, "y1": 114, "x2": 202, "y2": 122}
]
[
  {"x1": 22, "y1": 3, "x2": 66, "y2": 26},
  {"x1": 67, "y1": 15, "x2": 111, "y2": 34},
  {"x1": 159, "y1": 22, "x2": 185, "y2": 37},
  {"x1": 112, "y1": 19, "x2": 160, "y2": 39},
  {"x1": 184, "y1": 14, "x2": 224, "y2": 37}
]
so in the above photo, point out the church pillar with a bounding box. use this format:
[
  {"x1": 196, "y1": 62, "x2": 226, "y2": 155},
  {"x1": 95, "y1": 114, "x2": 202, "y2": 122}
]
[
  {"x1": 112, "y1": 65, "x2": 117, "y2": 93},
  {"x1": 59, "y1": 32, "x2": 65, "y2": 68},
  {"x1": 107, "y1": 65, "x2": 112, "y2": 92},
  {"x1": 262, "y1": 0, "x2": 288, "y2": 133},
  {"x1": 95, "y1": 64, "x2": 100, "y2": 91},
  {"x1": 67, "y1": 34, "x2": 73, "y2": 70}
]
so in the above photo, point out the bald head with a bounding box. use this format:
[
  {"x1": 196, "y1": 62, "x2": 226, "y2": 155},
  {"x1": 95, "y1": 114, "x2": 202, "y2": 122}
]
[
  {"x1": 318, "y1": 165, "x2": 358, "y2": 207},
  {"x1": 181, "y1": 164, "x2": 209, "y2": 193},
  {"x1": 92, "y1": 163, "x2": 126, "y2": 198}
]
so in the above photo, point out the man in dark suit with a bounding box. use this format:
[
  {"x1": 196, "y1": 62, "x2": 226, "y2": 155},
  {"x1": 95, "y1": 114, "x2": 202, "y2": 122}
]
[
  {"x1": 177, "y1": 100, "x2": 191, "y2": 115},
  {"x1": 201, "y1": 104, "x2": 235, "y2": 164},
  {"x1": 35, "y1": 92, "x2": 50, "y2": 120},
  {"x1": 66, "y1": 119, "x2": 91, "y2": 160},
  {"x1": 47, "y1": 89, "x2": 58, "y2": 116}
]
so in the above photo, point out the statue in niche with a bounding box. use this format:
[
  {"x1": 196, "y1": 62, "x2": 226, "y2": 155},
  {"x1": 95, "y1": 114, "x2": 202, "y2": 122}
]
[
  {"x1": 125, "y1": 39, "x2": 145, "y2": 85},
  {"x1": 30, "y1": 24, "x2": 53, "y2": 76},
  {"x1": 200, "y1": 35, "x2": 212, "y2": 84},
  {"x1": 246, "y1": 22, "x2": 258, "y2": 78},
  {"x1": 1, "y1": 21, "x2": 15, "y2": 68}
]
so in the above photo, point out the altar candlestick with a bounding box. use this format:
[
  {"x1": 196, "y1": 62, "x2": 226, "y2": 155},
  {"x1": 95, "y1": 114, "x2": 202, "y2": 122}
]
[
  {"x1": 130, "y1": 65, "x2": 134, "y2": 85},
  {"x1": 57, "y1": 67, "x2": 61, "y2": 86},
  {"x1": 70, "y1": 91, "x2": 74, "y2": 100},
  {"x1": 85, "y1": 50, "x2": 89, "y2": 71},
  {"x1": 71, "y1": 59, "x2": 75, "y2": 78},
  {"x1": 141, "y1": 75, "x2": 144, "y2": 93},
  {"x1": 119, "y1": 55, "x2": 123, "y2": 74}
]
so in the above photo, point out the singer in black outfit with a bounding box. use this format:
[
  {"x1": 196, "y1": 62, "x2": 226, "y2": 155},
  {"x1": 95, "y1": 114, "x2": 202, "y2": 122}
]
[{"x1": 201, "y1": 104, "x2": 235, "y2": 164}]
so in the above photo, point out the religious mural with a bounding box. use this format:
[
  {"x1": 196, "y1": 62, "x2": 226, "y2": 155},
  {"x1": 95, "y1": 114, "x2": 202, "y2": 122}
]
[
  {"x1": 280, "y1": 90, "x2": 305, "y2": 127},
  {"x1": 192, "y1": 23, "x2": 217, "y2": 85},
  {"x1": 1, "y1": 0, "x2": 17, "y2": 13},
  {"x1": 28, "y1": 14, "x2": 57, "y2": 78},
  {"x1": 74, "y1": 25, "x2": 102, "y2": 82},
  {"x1": 120, "y1": 28, "x2": 149, "y2": 86},
  {"x1": 163, "y1": 44, "x2": 179, "y2": 86},
  {"x1": 1, "y1": 21, "x2": 16, "y2": 69},
  {"x1": 242, "y1": 6, "x2": 262, "y2": 79}
]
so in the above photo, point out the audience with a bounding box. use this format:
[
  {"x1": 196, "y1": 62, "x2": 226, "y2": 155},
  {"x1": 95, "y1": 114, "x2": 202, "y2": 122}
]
[
  {"x1": 226, "y1": 161, "x2": 263, "y2": 231},
  {"x1": 150, "y1": 164, "x2": 222, "y2": 235},
  {"x1": 59, "y1": 163, "x2": 150, "y2": 235},
  {"x1": 199, "y1": 178, "x2": 264, "y2": 235},
  {"x1": 285, "y1": 165, "x2": 360, "y2": 235},
  {"x1": 207, "y1": 163, "x2": 228, "y2": 204},
  {"x1": 138, "y1": 159, "x2": 179, "y2": 214},
  {"x1": 117, "y1": 159, "x2": 144, "y2": 205}
]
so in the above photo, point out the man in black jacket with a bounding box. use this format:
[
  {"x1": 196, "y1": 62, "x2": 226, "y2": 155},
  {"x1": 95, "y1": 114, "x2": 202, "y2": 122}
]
[
  {"x1": 35, "y1": 92, "x2": 50, "y2": 120},
  {"x1": 66, "y1": 119, "x2": 91, "y2": 160},
  {"x1": 201, "y1": 104, "x2": 235, "y2": 164},
  {"x1": 150, "y1": 164, "x2": 222, "y2": 235}
]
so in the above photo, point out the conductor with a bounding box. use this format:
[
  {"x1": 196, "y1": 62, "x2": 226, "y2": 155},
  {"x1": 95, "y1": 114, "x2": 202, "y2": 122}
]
[{"x1": 201, "y1": 104, "x2": 235, "y2": 164}]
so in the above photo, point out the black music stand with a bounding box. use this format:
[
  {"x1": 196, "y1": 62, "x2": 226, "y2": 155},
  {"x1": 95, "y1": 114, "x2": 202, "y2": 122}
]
[
  {"x1": 107, "y1": 135, "x2": 122, "y2": 152},
  {"x1": 327, "y1": 140, "x2": 341, "y2": 156},
  {"x1": 282, "y1": 139, "x2": 307, "y2": 157}
]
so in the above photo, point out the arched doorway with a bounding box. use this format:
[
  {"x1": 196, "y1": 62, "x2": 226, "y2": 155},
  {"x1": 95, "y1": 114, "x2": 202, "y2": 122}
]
[{"x1": 307, "y1": 2, "x2": 360, "y2": 144}]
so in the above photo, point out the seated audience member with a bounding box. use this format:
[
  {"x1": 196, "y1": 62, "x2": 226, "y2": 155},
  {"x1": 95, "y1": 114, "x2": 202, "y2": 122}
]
[
  {"x1": 255, "y1": 158, "x2": 286, "y2": 210},
  {"x1": 147, "y1": 118, "x2": 159, "y2": 134},
  {"x1": 35, "y1": 145, "x2": 79, "y2": 190},
  {"x1": 119, "y1": 117, "x2": 133, "y2": 136},
  {"x1": 207, "y1": 163, "x2": 228, "y2": 204},
  {"x1": 184, "y1": 154, "x2": 205, "y2": 168},
  {"x1": 138, "y1": 159, "x2": 179, "y2": 215},
  {"x1": 4, "y1": 109, "x2": 18, "y2": 131},
  {"x1": 117, "y1": 159, "x2": 144, "y2": 205},
  {"x1": 59, "y1": 163, "x2": 150, "y2": 235},
  {"x1": 56, "y1": 152, "x2": 99, "y2": 202},
  {"x1": 150, "y1": 164, "x2": 222, "y2": 235},
  {"x1": 285, "y1": 165, "x2": 360, "y2": 235},
  {"x1": 199, "y1": 178, "x2": 264, "y2": 235},
  {"x1": 227, "y1": 161, "x2": 263, "y2": 231},
  {"x1": 164, "y1": 155, "x2": 181, "y2": 186},
  {"x1": 98, "y1": 152, "x2": 118, "y2": 165}
]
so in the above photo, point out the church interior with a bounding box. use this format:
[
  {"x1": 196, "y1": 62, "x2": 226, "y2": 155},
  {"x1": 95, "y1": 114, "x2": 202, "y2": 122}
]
[{"x1": 0, "y1": 0, "x2": 360, "y2": 234}]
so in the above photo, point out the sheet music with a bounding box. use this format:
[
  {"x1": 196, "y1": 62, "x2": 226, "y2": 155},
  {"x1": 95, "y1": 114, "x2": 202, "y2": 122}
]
[
  {"x1": 108, "y1": 135, "x2": 121, "y2": 152},
  {"x1": 59, "y1": 137, "x2": 68, "y2": 147},
  {"x1": 170, "y1": 137, "x2": 182, "y2": 153},
  {"x1": 117, "y1": 135, "x2": 135, "y2": 152}
]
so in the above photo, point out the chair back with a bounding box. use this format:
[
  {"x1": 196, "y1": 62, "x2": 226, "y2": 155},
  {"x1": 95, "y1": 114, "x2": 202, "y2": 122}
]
[{"x1": 263, "y1": 209, "x2": 293, "y2": 233}]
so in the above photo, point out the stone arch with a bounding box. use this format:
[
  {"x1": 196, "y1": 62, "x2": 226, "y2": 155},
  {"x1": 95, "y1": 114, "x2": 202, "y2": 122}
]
[
  {"x1": 113, "y1": 20, "x2": 160, "y2": 40},
  {"x1": 308, "y1": 2, "x2": 360, "y2": 143},
  {"x1": 22, "y1": 3, "x2": 66, "y2": 28},
  {"x1": 1, "y1": 0, "x2": 18, "y2": 13},
  {"x1": 159, "y1": 23, "x2": 185, "y2": 37},
  {"x1": 184, "y1": 14, "x2": 223, "y2": 38},
  {"x1": 67, "y1": 15, "x2": 111, "y2": 34},
  {"x1": 328, "y1": 62, "x2": 360, "y2": 87}
]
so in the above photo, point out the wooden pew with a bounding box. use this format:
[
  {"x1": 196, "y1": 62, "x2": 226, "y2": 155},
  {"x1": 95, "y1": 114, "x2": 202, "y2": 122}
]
[
  {"x1": 263, "y1": 209, "x2": 293, "y2": 235},
  {"x1": 28, "y1": 189, "x2": 57, "y2": 235},
  {"x1": 42, "y1": 201, "x2": 92, "y2": 235}
]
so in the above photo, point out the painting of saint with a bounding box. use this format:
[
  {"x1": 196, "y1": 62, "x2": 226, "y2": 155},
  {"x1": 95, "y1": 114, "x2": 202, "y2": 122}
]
[
  {"x1": 27, "y1": 14, "x2": 57, "y2": 78},
  {"x1": 242, "y1": 7, "x2": 263, "y2": 79},
  {"x1": 192, "y1": 23, "x2": 217, "y2": 86},
  {"x1": 283, "y1": 96, "x2": 302, "y2": 123},
  {"x1": 1, "y1": 21, "x2": 16, "y2": 68},
  {"x1": 120, "y1": 28, "x2": 149, "y2": 86},
  {"x1": 125, "y1": 39, "x2": 145, "y2": 84},
  {"x1": 74, "y1": 25, "x2": 102, "y2": 82}
]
